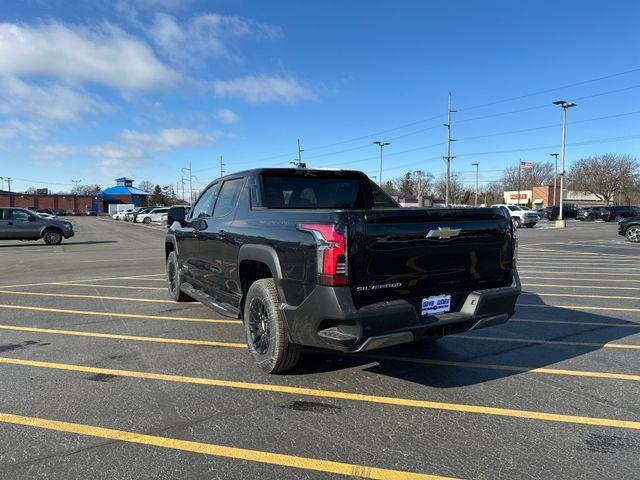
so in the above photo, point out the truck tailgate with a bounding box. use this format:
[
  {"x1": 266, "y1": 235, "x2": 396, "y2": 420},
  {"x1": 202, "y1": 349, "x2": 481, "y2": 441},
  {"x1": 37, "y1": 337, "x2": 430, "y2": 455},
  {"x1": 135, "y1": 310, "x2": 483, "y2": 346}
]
[{"x1": 350, "y1": 208, "x2": 514, "y2": 308}]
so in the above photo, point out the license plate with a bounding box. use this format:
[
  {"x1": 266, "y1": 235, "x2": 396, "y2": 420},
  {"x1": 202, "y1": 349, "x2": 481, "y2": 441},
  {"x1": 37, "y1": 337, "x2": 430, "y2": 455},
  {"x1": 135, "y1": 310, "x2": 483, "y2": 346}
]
[{"x1": 421, "y1": 294, "x2": 451, "y2": 315}]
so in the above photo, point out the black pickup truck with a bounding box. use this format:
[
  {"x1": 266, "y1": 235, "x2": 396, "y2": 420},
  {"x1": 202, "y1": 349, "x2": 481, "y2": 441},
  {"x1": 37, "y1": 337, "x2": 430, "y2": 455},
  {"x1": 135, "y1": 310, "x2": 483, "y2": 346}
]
[{"x1": 165, "y1": 168, "x2": 521, "y2": 373}]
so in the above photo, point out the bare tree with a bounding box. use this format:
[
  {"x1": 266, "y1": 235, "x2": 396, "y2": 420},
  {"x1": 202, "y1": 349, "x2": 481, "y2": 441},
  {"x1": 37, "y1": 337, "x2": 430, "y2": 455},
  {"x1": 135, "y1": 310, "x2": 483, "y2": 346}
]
[
  {"x1": 410, "y1": 170, "x2": 434, "y2": 199},
  {"x1": 138, "y1": 180, "x2": 155, "y2": 193},
  {"x1": 435, "y1": 172, "x2": 465, "y2": 204},
  {"x1": 392, "y1": 172, "x2": 415, "y2": 197},
  {"x1": 500, "y1": 162, "x2": 555, "y2": 190},
  {"x1": 71, "y1": 184, "x2": 102, "y2": 195},
  {"x1": 567, "y1": 153, "x2": 639, "y2": 205},
  {"x1": 381, "y1": 180, "x2": 397, "y2": 196}
]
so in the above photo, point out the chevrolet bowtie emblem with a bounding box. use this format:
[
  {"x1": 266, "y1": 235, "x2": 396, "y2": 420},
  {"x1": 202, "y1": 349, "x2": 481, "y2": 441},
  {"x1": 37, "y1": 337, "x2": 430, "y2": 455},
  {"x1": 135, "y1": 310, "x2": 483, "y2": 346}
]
[{"x1": 426, "y1": 227, "x2": 461, "y2": 239}]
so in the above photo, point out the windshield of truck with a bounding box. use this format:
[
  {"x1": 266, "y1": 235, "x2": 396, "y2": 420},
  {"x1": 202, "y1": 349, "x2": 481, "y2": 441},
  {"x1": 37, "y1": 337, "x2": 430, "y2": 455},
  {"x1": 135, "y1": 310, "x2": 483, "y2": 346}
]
[{"x1": 262, "y1": 174, "x2": 366, "y2": 209}]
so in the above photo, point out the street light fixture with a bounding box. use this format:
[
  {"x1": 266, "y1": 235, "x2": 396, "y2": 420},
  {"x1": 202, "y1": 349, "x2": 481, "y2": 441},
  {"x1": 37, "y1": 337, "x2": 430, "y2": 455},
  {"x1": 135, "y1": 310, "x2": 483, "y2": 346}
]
[
  {"x1": 373, "y1": 141, "x2": 390, "y2": 186},
  {"x1": 552, "y1": 100, "x2": 577, "y2": 227}
]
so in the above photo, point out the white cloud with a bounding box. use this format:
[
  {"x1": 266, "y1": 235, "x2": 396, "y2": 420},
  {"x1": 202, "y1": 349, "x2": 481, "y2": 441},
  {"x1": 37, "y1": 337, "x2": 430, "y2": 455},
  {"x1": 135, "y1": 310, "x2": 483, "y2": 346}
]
[
  {"x1": 121, "y1": 128, "x2": 219, "y2": 151},
  {"x1": 216, "y1": 108, "x2": 239, "y2": 124},
  {"x1": 0, "y1": 120, "x2": 44, "y2": 141},
  {"x1": 0, "y1": 21, "x2": 181, "y2": 91},
  {"x1": 212, "y1": 75, "x2": 315, "y2": 104},
  {"x1": 0, "y1": 76, "x2": 109, "y2": 123},
  {"x1": 147, "y1": 13, "x2": 282, "y2": 66}
]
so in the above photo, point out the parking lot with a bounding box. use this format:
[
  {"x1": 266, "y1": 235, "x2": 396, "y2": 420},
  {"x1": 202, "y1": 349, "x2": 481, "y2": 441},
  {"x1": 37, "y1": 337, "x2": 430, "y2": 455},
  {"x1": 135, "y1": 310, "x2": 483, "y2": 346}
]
[{"x1": 0, "y1": 216, "x2": 639, "y2": 479}]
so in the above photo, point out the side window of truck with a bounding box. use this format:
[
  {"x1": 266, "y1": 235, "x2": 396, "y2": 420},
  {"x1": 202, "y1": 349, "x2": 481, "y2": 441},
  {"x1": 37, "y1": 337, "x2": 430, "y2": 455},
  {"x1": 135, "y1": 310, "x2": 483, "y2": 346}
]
[
  {"x1": 213, "y1": 178, "x2": 244, "y2": 218},
  {"x1": 191, "y1": 183, "x2": 220, "y2": 219}
]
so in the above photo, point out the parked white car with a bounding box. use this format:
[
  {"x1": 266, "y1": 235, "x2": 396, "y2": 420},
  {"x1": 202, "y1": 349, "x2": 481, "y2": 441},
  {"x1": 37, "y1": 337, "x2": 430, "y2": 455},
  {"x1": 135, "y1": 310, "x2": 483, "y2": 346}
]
[
  {"x1": 112, "y1": 209, "x2": 135, "y2": 220},
  {"x1": 491, "y1": 204, "x2": 539, "y2": 228},
  {"x1": 136, "y1": 207, "x2": 170, "y2": 224}
]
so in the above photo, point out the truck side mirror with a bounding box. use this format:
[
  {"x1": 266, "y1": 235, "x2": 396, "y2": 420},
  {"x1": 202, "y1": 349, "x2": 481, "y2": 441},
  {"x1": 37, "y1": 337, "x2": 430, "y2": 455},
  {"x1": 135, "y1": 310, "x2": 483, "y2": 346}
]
[{"x1": 167, "y1": 206, "x2": 186, "y2": 226}]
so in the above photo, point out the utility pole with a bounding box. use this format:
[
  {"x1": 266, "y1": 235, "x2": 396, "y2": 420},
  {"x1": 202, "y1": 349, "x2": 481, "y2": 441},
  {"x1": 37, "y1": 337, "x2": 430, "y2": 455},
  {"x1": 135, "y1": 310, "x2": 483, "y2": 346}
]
[
  {"x1": 181, "y1": 161, "x2": 196, "y2": 205},
  {"x1": 220, "y1": 155, "x2": 225, "y2": 177},
  {"x1": 517, "y1": 160, "x2": 522, "y2": 206},
  {"x1": 5, "y1": 178, "x2": 13, "y2": 193},
  {"x1": 0, "y1": 177, "x2": 4, "y2": 191},
  {"x1": 297, "y1": 139, "x2": 304, "y2": 165},
  {"x1": 443, "y1": 92, "x2": 456, "y2": 206},
  {"x1": 373, "y1": 141, "x2": 390, "y2": 185},
  {"x1": 180, "y1": 176, "x2": 186, "y2": 203},
  {"x1": 549, "y1": 153, "x2": 559, "y2": 206},
  {"x1": 472, "y1": 162, "x2": 479, "y2": 207},
  {"x1": 552, "y1": 100, "x2": 577, "y2": 227}
]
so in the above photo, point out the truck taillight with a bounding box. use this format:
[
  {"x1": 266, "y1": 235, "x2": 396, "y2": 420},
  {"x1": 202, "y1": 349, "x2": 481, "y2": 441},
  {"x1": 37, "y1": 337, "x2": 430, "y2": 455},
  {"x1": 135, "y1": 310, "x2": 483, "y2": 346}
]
[{"x1": 298, "y1": 224, "x2": 348, "y2": 286}]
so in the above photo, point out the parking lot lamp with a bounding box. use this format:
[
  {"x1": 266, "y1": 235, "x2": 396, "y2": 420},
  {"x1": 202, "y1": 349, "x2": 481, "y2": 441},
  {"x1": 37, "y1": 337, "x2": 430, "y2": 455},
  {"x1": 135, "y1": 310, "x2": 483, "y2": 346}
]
[
  {"x1": 552, "y1": 101, "x2": 577, "y2": 227},
  {"x1": 472, "y1": 163, "x2": 479, "y2": 206},
  {"x1": 373, "y1": 141, "x2": 390, "y2": 186},
  {"x1": 549, "y1": 153, "x2": 559, "y2": 206}
]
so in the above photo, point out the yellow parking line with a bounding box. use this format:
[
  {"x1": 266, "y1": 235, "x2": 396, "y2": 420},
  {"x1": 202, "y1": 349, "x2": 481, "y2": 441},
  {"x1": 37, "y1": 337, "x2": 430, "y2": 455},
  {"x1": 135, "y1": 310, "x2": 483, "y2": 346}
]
[
  {"x1": 50, "y1": 283, "x2": 166, "y2": 291},
  {"x1": 522, "y1": 248, "x2": 640, "y2": 259},
  {"x1": 513, "y1": 319, "x2": 640, "y2": 328},
  {"x1": 518, "y1": 264, "x2": 639, "y2": 271},
  {"x1": 0, "y1": 290, "x2": 176, "y2": 304},
  {"x1": 2, "y1": 357, "x2": 640, "y2": 430},
  {"x1": 0, "y1": 324, "x2": 245, "y2": 348},
  {"x1": 120, "y1": 277, "x2": 166, "y2": 282},
  {"x1": 518, "y1": 270, "x2": 640, "y2": 277},
  {"x1": 0, "y1": 274, "x2": 165, "y2": 289},
  {"x1": 524, "y1": 292, "x2": 640, "y2": 301},
  {"x1": 0, "y1": 304, "x2": 241, "y2": 324},
  {"x1": 352, "y1": 353, "x2": 640, "y2": 382},
  {"x1": 455, "y1": 334, "x2": 640, "y2": 350},
  {"x1": 523, "y1": 283, "x2": 640, "y2": 291},
  {"x1": 520, "y1": 276, "x2": 640, "y2": 283},
  {"x1": 0, "y1": 412, "x2": 448, "y2": 480},
  {"x1": 519, "y1": 303, "x2": 640, "y2": 313}
]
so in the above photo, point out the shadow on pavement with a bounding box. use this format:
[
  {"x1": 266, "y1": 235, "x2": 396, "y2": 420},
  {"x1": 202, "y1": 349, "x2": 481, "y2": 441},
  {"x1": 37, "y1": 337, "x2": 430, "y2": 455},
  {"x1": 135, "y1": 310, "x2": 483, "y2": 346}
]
[{"x1": 294, "y1": 294, "x2": 636, "y2": 388}]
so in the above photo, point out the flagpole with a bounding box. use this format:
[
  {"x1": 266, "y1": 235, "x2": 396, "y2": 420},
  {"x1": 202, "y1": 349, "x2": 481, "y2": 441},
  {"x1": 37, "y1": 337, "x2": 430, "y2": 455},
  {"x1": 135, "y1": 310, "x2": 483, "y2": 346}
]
[{"x1": 517, "y1": 160, "x2": 521, "y2": 206}]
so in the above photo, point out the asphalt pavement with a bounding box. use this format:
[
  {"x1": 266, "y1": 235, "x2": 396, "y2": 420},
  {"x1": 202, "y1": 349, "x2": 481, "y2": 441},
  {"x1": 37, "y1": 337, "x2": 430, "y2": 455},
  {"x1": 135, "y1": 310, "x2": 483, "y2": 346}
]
[{"x1": 0, "y1": 216, "x2": 639, "y2": 479}]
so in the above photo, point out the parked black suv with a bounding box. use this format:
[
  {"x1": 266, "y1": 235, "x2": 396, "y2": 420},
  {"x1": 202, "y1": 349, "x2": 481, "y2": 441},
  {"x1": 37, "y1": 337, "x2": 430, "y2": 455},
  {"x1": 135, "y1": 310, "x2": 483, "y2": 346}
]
[
  {"x1": 0, "y1": 208, "x2": 74, "y2": 244},
  {"x1": 576, "y1": 206, "x2": 605, "y2": 221},
  {"x1": 618, "y1": 215, "x2": 640, "y2": 242},
  {"x1": 601, "y1": 205, "x2": 640, "y2": 222},
  {"x1": 165, "y1": 168, "x2": 521, "y2": 373},
  {"x1": 545, "y1": 205, "x2": 578, "y2": 221}
]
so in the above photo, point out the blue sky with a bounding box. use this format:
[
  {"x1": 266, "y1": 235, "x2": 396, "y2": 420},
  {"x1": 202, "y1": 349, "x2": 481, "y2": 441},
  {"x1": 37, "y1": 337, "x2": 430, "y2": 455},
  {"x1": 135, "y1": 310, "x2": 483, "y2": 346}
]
[{"x1": 1, "y1": 0, "x2": 639, "y2": 193}]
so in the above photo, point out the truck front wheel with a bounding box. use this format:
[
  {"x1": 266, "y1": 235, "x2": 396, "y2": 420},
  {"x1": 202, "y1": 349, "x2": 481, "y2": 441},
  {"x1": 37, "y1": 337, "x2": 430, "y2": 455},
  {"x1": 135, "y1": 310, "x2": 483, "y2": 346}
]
[
  {"x1": 244, "y1": 278, "x2": 301, "y2": 374},
  {"x1": 166, "y1": 251, "x2": 191, "y2": 302}
]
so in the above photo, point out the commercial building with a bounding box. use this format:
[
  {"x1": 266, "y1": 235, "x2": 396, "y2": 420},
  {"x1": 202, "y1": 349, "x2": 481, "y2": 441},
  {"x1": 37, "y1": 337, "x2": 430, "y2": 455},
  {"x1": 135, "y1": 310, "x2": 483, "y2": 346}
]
[
  {"x1": 504, "y1": 185, "x2": 605, "y2": 208},
  {"x1": 98, "y1": 177, "x2": 150, "y2": 213},
  {"x1": 0, "y1": 191, "x2": 96, "y2": 212}
]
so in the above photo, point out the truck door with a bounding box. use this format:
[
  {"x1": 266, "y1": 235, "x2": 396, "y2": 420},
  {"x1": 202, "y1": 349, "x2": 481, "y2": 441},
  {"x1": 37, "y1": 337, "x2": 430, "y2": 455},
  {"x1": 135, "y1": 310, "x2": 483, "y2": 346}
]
[
  {"x1": 197, "y1": 177, "x2": 245, "y2": 312},
  {"x1": 174, "y1": 183, "x2": 220, "y2": 289},
  {"x1": 6, "y1": 209, "x2": 41, "y2": 239}
]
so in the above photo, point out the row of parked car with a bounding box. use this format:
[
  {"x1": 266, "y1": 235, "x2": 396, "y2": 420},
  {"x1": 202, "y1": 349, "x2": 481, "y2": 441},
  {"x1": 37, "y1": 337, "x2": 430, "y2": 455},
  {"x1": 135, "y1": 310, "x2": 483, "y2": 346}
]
[
  {"x1": 537, "y1": 205, "x2": 640, "y2": 222},
  {"x1": 112, "y1": 206, "x2": 190, "y2": 224},
  {"x1": 25, "y1": 207, "x2": 96, "y2": 217}
]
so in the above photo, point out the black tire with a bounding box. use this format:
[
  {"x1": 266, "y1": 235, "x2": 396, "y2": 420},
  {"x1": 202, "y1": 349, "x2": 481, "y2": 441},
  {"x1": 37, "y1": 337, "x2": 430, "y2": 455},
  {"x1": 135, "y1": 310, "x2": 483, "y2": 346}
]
[
  {"x1": 626, "y1": 226, "x2": 640, "y2": 243},
  {"x1": 143, "y1": 217, "x2": 152, "y2": 224},
  {"x1": 43, "y1": 230, "x2": 63, "y2": 245},
  {"x1": 244, "y1": 278, "x2": 301, "y2": 374},
  {"x1": 615, "y1": 215, "x2": 623, "y2": 222},
  {"x1": 514, "y1": 218, "x2": 522, "y2": 228},
  {"x1": 166, "y1": 251, "x2": 190, "y2": 302},
  {"x1": 525, "y1": 224, "x2": 535, "y2": 228}
]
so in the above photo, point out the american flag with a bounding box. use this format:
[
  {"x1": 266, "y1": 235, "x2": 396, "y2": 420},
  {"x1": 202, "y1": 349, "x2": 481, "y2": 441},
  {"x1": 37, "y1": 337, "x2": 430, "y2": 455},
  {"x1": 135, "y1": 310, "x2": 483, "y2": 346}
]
[{"x1": 520, "y1": 161, "x2": 533, "y2": 170}]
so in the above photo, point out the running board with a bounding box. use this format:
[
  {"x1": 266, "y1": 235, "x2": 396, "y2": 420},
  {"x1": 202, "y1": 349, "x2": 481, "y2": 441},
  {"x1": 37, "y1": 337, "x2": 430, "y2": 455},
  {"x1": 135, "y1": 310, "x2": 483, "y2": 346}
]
[{"x1": 180, "y1": 283, "x2": 240, "y2": 319}]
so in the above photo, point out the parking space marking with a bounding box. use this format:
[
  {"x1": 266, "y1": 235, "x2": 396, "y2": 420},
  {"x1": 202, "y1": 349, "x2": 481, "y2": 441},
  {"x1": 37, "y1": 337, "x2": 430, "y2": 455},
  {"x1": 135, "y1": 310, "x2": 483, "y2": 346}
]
[
  {"x1": 0, "y1": 290, "x2": 179, "y2": 304},
  {"x1": 520, "y1": 276, "x2": 640, "y2": 283},
  {"x1": 0, "y1": 412, "x2": 450, "y2": 480},
  {"x1": 518, "y1": 270, "x2": 640, "y2": 277},
  {"x1": 519, "y1": 303, "x2": 640, "y2": 313},
  {"x1": 2, "y1": 357, "x2": 640, "y2": 430},
  {"x1": 455, "y1": 334, "x2": 640, "y2": 350},
  {"x1": 0, "y1": 274, "x2": 165, "y2": 290},
  {"x1": 523, "y1": 292, "x2": 640, "y2": 301},
  {"x1": 353, "y1": 353, "x2": 640, "y2": 382},
  {"x1": 0, "y1": 324, "x2": 246, "y2": 348},
  {"x1": 80, "y1": 257, "x2": 160, "y2": 263},
  {"x1": 518, "y1": 263, "x2": 640, "y2": 270},
  {"x1": 520, "y1": 248, "x2": 640, "y2": 259},
  {"x1": 0, "y1": 304, "x2": 241, "y2": 324},
  {"x1": 50, "y1": 283, "x2": 165, "y2": 291},
  {"x1": 514, "y1": 318, "x2": 640, "y2": 328},
  {"x1": 523, "y1": 283, "x2": 640, "y2": 291}
]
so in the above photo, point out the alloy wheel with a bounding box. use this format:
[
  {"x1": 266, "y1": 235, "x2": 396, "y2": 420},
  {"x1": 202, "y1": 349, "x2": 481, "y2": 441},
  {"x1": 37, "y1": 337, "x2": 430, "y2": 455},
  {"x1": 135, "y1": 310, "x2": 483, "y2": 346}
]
[
  {"x1": 248, "y1": 299, "x2": 271, "y2": 354},
  {"x1": 627, "y1": 226, "x2": 640, "y2": 243}
]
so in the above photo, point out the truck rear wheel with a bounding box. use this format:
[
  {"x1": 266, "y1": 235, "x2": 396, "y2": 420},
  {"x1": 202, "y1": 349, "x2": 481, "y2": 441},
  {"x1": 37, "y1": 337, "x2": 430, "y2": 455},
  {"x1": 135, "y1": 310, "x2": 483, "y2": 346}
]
[
  {"x1": 166, "y1": 251, "x2": 191, "y2": 302},
  {"x1": 244, "y1": 278, "x2": 301, "y2": 374}
]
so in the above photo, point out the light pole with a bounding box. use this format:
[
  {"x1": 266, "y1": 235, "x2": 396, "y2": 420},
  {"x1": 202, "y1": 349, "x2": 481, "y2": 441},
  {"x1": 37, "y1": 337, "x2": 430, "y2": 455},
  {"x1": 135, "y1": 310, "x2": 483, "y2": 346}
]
[
  {"x1": 472, "y1": 163, "x2": 479, "y2": 207},
  {"x1": 373, "y1": 141, "x2": 390, "y2": 186},
  {"x1": 549, "y1": 153, "x2": 559, "y2": 206},
  {"x1": 552, "y1": 100, "x2": 577, "y2": 227}
]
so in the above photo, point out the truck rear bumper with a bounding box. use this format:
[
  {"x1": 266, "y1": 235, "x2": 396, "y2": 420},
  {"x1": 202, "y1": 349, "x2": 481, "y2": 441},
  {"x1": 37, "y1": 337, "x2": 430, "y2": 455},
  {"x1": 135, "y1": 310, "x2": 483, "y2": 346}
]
[{"x1": 282, "y1": 270, "x2": 521, "y2": 352}]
